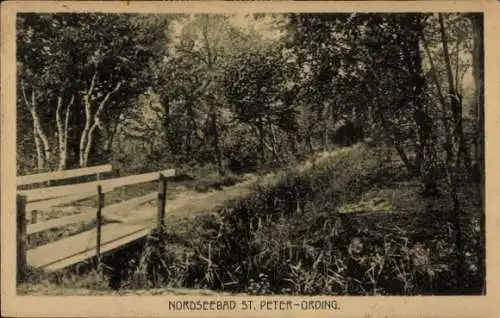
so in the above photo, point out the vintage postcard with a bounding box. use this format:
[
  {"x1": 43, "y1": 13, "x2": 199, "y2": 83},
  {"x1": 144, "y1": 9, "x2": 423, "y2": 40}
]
[{"x1": 1, "y1": 1, "x2": 499, "y2": 317}]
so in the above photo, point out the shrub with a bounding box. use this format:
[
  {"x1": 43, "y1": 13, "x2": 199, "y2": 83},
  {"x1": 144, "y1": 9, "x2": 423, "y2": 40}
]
[{"x1": 223, "y1": 124, "x2": 260, "y2": 172}]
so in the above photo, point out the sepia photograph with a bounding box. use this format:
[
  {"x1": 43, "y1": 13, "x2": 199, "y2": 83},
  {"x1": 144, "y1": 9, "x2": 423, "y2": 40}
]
[{"x1": 1, "y1": 1, "x2": 499, "y2": 317}]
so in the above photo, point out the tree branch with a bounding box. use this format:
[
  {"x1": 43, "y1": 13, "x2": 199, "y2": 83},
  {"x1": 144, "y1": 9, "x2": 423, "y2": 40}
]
[
  {"x1": 20, "y1": 81, "x2": 33, "y2": 109},
  {"x1": 94, "y1": 81, "x2": 123, "y2": 120},
  {"x1": 455, "y1": 39, "x2": 461, "y2": 93},
  {"x1": 438, "y1": 13, "x2": 457, "y2": 96},
  {"x1": 86, "y1": 70, "x2": 98, "y2": 99},
  {"x1": 420, "y1": 29, "x2": 448, "y2": 114}
]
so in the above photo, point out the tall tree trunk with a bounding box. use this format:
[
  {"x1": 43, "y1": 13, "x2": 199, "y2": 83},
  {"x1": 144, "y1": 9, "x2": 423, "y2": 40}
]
[
  {"x1": 200, "y1": 19, "x2": 225, "y2": 175},
  {"x1": 56, "y1": 90, "x2": 74, "y2": 171},
  {"x1": 159, "y1": 94, "x2": 176, "y2": 156},
  {"x1": 32, "y1": 124, "x2": 44, "y2": 172},
  {"x1": 439, "y1": 14, "x2": 464, "y2": 164},
  {"x1": 30, "y1": 111, "x2": 51, "y2": 171},
  {"x1": 63, "y1": 97, "x2": 71, "y2": 167},
  {"x1": 468, "y1": 12, "x2": 485, "y2": 293},
  {"x1": 266, "y1": 113, "x2": 279, "y2": 162},
  {"x1": 469, "y1": 14, "x2": 484, "y2": 170},
  {"x1": 185, "y1": 100, "x2": 197, "y2": 159},
  {"x1": 79, "y1": 72, "x2": 96, "y2": 167},
  {"x1": 21, "y1": 83, "x2": 50, "y2": 171},
  {"x1": 271, "y1": 124, "x2": 279, "y2": 161},
  {"x1": 401, "y1": 16, "x2": 435, "y2": 192},
  {"x1": 82, "y1": 119, "x2": 100, "y2": 168},
  {"x1": 438, "y1": 13, "x2": 466, "y2": 284},
  {"x1": 366, "y1": 75, "x2": 416, "y2": 175},
  {"x1": 376, "y1": 102, "x2": 416, "y2": 175},
  {"x1": 443, "y1": 162, "x2": 466, "y2": 287},
  {"x1": 421, "y1": 28, "x2": 454, "y2": 166},
  {"x1": 210, "y1": 102, "x2": 225, "y2": 176},
  {"x1": 36, "y1": 117, "x2": 51, "y2": 170}
]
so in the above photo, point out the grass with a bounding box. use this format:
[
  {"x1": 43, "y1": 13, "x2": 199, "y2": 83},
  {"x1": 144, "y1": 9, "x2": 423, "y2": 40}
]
[
  {"x1": 19, "y1": 267, "x2": 111, "y2": 294},
  {"x1": 115, "y1": 143, "x2": 483, "y2": 295}
]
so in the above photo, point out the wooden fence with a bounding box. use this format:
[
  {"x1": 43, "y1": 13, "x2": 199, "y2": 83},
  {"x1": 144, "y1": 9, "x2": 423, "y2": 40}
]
[{"x1": 16, "y1": 165, "x2": 175, "y2": 281}]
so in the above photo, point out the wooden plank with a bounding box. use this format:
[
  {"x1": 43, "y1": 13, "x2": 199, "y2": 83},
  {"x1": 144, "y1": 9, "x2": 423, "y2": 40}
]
[
  {"x1": 17, "y1": 164, "x2": 113, "y2": 186},
  {"x1": 19, "y1": 169, "x2": 175, "y2": 202},
  {"x1": 27, "y1": 223, "x2": 148, "y2": 269},
  {"x1": 27, "y1": 210, "x2": 96, "y2": 235},
  {"x1": 26, "y1": 192, "x2": 157, "y2": 235},
  {"x1": 103, "y1": 192, "x2": 157, "y2": 216},
  {"x1": 26, "y1": 191, "x2": 98, "y2": 211},
  {"x1": 44, "y1": 228, "x2": 151, "y2": 271}
]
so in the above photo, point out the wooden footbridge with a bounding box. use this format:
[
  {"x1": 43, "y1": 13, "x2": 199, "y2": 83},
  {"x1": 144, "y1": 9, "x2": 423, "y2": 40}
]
[{"x1": 16, "y1": 165, "x2": 175, "y2": 279}]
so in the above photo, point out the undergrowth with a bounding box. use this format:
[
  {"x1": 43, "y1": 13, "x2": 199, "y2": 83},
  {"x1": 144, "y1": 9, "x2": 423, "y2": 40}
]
[{"x1": 121, "y1": 143, "x2": 483, "y2": 295}]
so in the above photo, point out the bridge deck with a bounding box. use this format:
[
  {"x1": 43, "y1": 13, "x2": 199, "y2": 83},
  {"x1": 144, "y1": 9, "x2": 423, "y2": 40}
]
[{"x1": 27, "y1": 223, "x2": 151, "y2": 271}]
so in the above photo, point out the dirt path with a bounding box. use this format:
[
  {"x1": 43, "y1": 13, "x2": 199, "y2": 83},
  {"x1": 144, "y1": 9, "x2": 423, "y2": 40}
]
[{"x1": 104, "y1": 175, "x2": 260, "y2": 226}]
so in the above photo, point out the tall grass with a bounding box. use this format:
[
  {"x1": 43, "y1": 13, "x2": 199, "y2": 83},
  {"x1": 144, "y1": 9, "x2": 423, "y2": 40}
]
[{"x1": 125, "y1": 143, "x2": 482, "y2": 295}]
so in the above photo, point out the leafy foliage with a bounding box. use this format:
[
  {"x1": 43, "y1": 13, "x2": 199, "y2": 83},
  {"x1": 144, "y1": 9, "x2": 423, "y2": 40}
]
[{"x1": 17, "y1": 13, "x2": 173, "y2": 171}]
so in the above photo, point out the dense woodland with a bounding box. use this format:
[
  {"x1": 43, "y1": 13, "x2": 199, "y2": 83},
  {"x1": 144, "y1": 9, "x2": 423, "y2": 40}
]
[{"x1": 17, "y1": 13, "x2": 484, "y2": 294}]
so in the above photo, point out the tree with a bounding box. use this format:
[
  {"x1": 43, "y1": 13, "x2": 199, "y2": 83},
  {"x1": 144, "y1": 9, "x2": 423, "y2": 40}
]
[
  {"x1": 155, "y1": 14, "x2": 282, "y2": 173},
  {"x1": 287, "y1": 13, "x2": 348, "y2": 151},
  {"x1": 161, "y1": 14, "x2": 241, "y2": 175},
  {"x1": 467, "y1": 12, "x2": 484, "y2": 293},
  {"x1": 467, "y1": 14, "x2": 484, "y2": 176},
  {"x1": 17, "y1": 14, "x2": 69, "y2": 171},
  {"x1": 222, "y1": 44, "x2": 297, "y2": 164},
  {"x1": 17, "y1": 13, "x2": 172, "y2": 171}
]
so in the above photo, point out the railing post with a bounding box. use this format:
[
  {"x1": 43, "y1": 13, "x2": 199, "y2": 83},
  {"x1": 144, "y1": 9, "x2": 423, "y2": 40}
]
[
  {"x1": 96, "y1": 185, "x2": 104, "y2": 269},
  {"x1": 17, "y1": 194, "x2": 27, "y2": 283},
  {"x1": 156, "y1": 173, "x2": 167, "y2": 231}
]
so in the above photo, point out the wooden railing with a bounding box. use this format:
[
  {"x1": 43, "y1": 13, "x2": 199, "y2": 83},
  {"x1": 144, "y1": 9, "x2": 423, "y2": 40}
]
[
  {"x1": 17, "y1": 164, "x2": 113, "y2": 186},
  {"x1": 16, "y1": 165, "x2": 175, "y2": 280}
]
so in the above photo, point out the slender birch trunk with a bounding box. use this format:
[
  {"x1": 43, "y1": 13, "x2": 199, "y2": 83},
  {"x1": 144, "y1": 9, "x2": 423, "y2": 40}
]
[
  {"x1": 79, "y1": 72, "x2": 97, "y2": 167},
  {"x1": 78, "y1": 71, "x2": 122, "y2": 167},
  {"x1": 21, "y1": 83, "x2": 51, "y2": 172},
  {"x1": 56, "y1": 88, "x2": 74, "y2": 171},
  {"x1": 32, "y1": 123, "x2": 44, "y2": 172}
]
